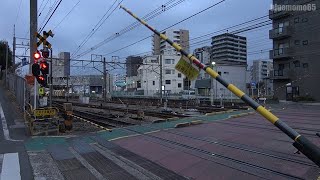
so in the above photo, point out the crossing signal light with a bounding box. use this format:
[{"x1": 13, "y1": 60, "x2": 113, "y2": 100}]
[
  {"x1": 36, "y1": 75, "x2": 47, "y2": 87},
  {"x1": 33, "y1": 50, "x2": 41, "y2": 62},
  {"x1": 40, "y1": 61, "x2": 49, "y2": 75},
  {"x1": 42, "y1": 48, "x2": 50, "y2": 58},
  {"x1": 32, "y1": 63, "x2": 40, "y2": 76}
]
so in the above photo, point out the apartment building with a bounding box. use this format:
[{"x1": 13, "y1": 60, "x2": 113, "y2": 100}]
[
  {"x1": 269, "y1": 0, "x2": 320, "y2": 101},
  {"x1": 211, "y1": 33, "x2": 247, "y2": 65},
  {"x1": 152, "y1": 29, "x2": 189, "y2": 56}
]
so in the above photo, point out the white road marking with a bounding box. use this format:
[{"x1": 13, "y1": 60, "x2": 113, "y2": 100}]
[
  {"x1": 0, "y1": 102, "x2": 10, "y2": 141},
  {"x1": 0, "y1": 102, "x2": 22, "y2": 142},
  {"x1": 0, "y1": 154, "x2": 4, "y2": 179},
  {"x1": 0, "y1": 153, "x2": 21, "y2": 180}
]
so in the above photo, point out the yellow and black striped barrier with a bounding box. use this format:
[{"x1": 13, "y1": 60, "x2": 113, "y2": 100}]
[{"x1": 120, "y1": 5, "x2": 320, "y2": 167}]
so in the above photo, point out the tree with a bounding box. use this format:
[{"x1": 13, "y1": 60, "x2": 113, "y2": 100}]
[{"x1": 0, "y1": 41, "x2": 13, "y2": 79}]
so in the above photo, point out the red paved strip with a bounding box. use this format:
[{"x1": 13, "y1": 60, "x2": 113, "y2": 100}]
[{"x1": 114, "y1": 105, "x2": 320, "y2": 179}]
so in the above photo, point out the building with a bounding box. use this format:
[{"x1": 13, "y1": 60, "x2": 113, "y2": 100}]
[
  {"x1": 113, "y1": 74, "x2": 126, "y2": 91},
  {"x1": 251, "y1": 60, "x2": 274, "y2": 96},
  {"x1": 52, "y1": 75, "x2": 113, "y2": 97},
  {"x1": 125, "y1": 56, "x2": 143, "y2": 77},
  {"x1": 52, "y1": 52, "x2": 70, "y2": 78},
  {"x1": 152, "y1": 29, "x2": 189, "y2": 56},
  {"x1": 136, "y1": 55, "x2": 185, "y2": 96},
  {"x1": 194, "y1": 46, "x2": 212, "y2": 80},
  {"x1": 252, "y1": 60, "x2": 273, "y2": 83},
  {"x1": 194, "y1": 63, "x2": 247, "y2": 99},
  {"x1": 269, "y1": 0, "x2": 320, "y2": 101},
  {"x1": 211, "y1": 33, "x2": 247, "y2": 65}
]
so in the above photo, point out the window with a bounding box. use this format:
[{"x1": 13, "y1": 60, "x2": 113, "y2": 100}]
[
  {"x1": 165, "y1": 69, "x2": 175, "y2": 74},
  {"x1": 165, "y1": 80, "x2": 171, "y2": 84},
  {"x1": 302, "y1": 18, "x2": 308, "y2": 22},
  {"x1": 218, "y1": 71, "x2": 222, "y2": 76},
  {"x1": 279, "y1": 64, "x2": 284, "y2": 70},
  {"x1": 303, "y1": 63, "x2": 309, "y2": 68},
  {"x1": 294, "y1": 40, "x2": 300, "y2": 45},
  {"x1": 165, "y1": 59, "x2": 175, "y2": 64},
  {"x1": 153, "y1": 81, "x2": 155, "y2": 85},
  {"x1": 178, "y1": 83, "x2": 182, "y2": 88},
  {"x1": 294, "y1": 17, "x2": 300, "y2": 23},
  {"x1": 302, "y1": 40, "x2": 308, "y2": 45},
  {"x1": 293, "y1": 60, "x2": 300, "y2": 67},
  {"x1": 178, "y1": 73, "x2": 182, "y2": 78},
  {"x1": 223, "y1": 72, "x2": 229, "y2": 75}
]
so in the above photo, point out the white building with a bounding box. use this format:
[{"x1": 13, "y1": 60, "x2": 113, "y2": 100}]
[
  {"x1": 137, "y1": 55, "x2": 185, "y2": 96},
  {"x1": 195, "y1": 63, "x2": 247, "y2": 99},
  {"x1": 152, "y1": 29, "x2": 189, "y2": 56}
]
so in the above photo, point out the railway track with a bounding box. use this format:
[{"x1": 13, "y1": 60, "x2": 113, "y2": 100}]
[
  {"x1": 53, "y1": 102, "x2": 135, "y2": 129},
  {"x1": 122, "y1": 127, "x2": 307, "y2": 180},
  {"x1": 54, "y1": 100, "x2": 190, "y2": 119}
]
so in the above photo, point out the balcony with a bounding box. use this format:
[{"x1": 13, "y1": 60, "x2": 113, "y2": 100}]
[
  {"x1": 269, "y1": 10, "x2": 291, "y2": 19},
  {"x1": 269, "y1": 26, "x2": 293, "y2": 40},
  {"x1": 270, "y1": 69, "x2": 290, "y2": 80},
  {"x1": 270, "y1": 47, "x2": 293, "y2": 60}
]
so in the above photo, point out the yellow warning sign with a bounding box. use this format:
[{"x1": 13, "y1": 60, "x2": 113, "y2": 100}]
[
  {"x1": 175, "y1": 56, "x2": 199, "y2": 80},
  {"x1": 34, "y1": 108, "x2": 57, "y2": 117},
  {"x1": 39, "y1": 87, "x2": 45, "y2": 96}
]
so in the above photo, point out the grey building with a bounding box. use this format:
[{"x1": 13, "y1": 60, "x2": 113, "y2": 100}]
[
  {"x1": 52, "y1": 52, "x2": 70, "y2": 78},
  {"x1": 269, "y1": 0, "x2": 320, "y2": 101},
  {"x1": 194, "y1": 46, "x2": 211, "y2": 80},
  {"x1": 251, "y1": 60, "x2": 274, "y2": 96},
  {"x1": 152, "y1": 29, "x2": 189, "y2": 55},
  {"x1": 126, "y1": 56, "x2": 143, "y2": 77},
  {"x1": 252, "y1": 60, "x2": 273, "y2": 83},
  {"x1": 211, "y1": 33, "x2": 247, "y2": 65}
]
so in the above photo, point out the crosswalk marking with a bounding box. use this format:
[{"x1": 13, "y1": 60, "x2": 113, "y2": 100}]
[{"x1": 0, "y1": 153, "x2": 21, "y2": 180}]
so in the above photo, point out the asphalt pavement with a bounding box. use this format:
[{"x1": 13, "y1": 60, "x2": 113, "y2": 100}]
[{"x1": 0, "y1": 81, "x2": 33, "y2": 180}]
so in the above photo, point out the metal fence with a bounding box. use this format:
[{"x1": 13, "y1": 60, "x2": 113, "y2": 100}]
[{"x1": 6, "y1": 74, "x2": 29, "y2": 111}]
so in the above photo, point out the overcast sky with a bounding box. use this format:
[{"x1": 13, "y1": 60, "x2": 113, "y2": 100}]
[{"x1": 0, "y1": 0, "x2": 272, "y2": 75}]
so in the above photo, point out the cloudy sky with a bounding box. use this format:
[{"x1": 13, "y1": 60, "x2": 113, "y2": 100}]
[{"x1": 0, "y1": 0, "x2": 272, "y2": 75}]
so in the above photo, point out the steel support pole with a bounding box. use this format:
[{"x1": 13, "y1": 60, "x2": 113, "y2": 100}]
[
  {"x1": 103, "y1": 58, "x2": 107, "y2": 102},
  {"x1": 50, "y1": 48, "x2": 53, "y2": 107},
  {"x1": 159, "y1": 55, "x2": 163, "y2": 104}
]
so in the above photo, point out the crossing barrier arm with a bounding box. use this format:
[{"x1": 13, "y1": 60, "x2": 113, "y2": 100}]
[{"x1": 119, "y1": 5, "x2": 320, "y2": 166}]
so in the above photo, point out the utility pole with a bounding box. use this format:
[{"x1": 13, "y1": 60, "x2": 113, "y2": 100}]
[
  {"x1": 30, "y1": 0, "x2": 37, "y2": 109},
  {"x1": 103, "y1": 57, "x2": 107, "y2": 102},
  {"x1": 159, "y1": 55, "x2": 163, "y2": 104},
  {"x1": 13, "y1": 25, "x2": 16, "y2": 66}
]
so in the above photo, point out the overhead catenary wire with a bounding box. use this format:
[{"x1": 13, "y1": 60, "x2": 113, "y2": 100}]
[
  {"x1": 39, "y1": 0, "x2": 62, "y2": 32},
  {"x1": 71, "y1": 0, "x2": 121, "y2": 57},
  {"x1": 72, "y1": 0, "x2": 187, "y2": 59},
  {"x1": 103, "y1": 0, "x2": 228, "y2": 57},
  {"x1": 38, "y1": 0, "x2": 51, "y2": 17},
  {"x1": 53, "y1": 0, "x2": 81, "y2": 31},
  {"x1": 15, "y1": 0, "x2": 23, "y2": 25}
]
